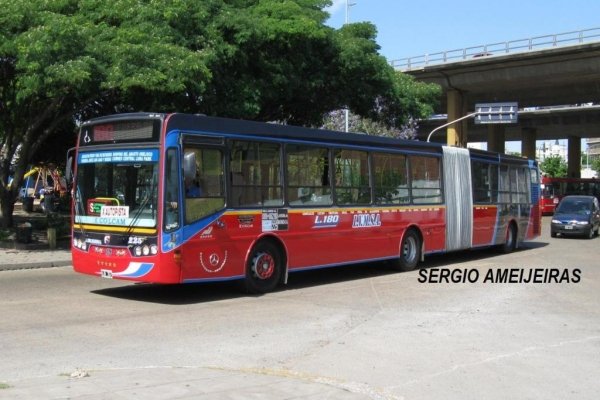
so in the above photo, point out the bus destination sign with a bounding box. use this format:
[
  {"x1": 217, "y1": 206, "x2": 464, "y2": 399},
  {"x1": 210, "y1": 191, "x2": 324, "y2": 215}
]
[{"x1": 80, "y1": 120, "x2": 159, "y2": 145}]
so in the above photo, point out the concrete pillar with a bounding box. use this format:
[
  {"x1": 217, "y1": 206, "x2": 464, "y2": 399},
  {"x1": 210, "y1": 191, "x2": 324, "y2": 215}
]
[
  {"x1": 521, "y1": 128, "x2": 537, "y2": 159},
  {"x1": 567, "y1": 136, "x2": 581, "y2": 178},
  {"x1": 446, "y1": 90, "x2": 468, "y2": 147},
  {"x1": 487, "y1": 125, "x2": 505, "y2": 154}
]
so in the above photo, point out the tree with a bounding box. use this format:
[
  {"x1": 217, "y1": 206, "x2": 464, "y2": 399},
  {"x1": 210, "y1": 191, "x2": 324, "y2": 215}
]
[
  {"x1": 0, "y1": 0, "x2": 211, "y2": 227},
  {"x1": 0, "y1": 0, "x2": 440, "y2": 227},
  {"x1": 322, "y1": 110, "x2": 419, "y2": 139},
  {"x1": 539, "y1": 156, "x2": 568, "y2": 178}
]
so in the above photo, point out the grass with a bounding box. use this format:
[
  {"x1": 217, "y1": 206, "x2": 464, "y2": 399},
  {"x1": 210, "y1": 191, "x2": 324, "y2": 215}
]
[{"x1": 0, "y1": 383, "x2": 10, "y2": 389}]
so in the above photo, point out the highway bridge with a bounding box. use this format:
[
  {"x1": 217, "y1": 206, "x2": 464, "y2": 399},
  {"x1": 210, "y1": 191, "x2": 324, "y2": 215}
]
[{"x1": 394, "y1": 28, "x2": 600, "y2": 176}]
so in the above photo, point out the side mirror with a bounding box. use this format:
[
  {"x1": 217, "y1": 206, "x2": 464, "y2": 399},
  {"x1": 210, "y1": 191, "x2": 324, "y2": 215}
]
[
  {"x1": 65, "y1": 157, "x2": 73, "y2": 182},
  {"x1": 65, "y1": 147, "x2": 75, "y2": 182},
  {"x1": 183, "y1": 151, "x2": 197, "y2": 182}
]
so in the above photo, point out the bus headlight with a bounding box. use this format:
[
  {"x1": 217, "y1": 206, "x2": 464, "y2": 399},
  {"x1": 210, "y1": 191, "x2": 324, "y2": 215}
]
[
  {"x1": 142, "y1": 245, "x2": 150, "y2": 256},
  {"x1": 150, "y1": 245, "x2": 158, "y2": 255},
  {"x1": 134, "y1": 246, "x2": 142, "y2": 257}
]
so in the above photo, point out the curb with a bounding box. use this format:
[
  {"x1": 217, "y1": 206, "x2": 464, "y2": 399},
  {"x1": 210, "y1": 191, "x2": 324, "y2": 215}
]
[{"x1": 0, "y1": 260, "x2": 72, "y2": 272}]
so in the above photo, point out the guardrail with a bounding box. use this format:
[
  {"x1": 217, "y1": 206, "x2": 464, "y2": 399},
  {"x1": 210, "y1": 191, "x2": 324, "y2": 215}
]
[{"x1": 391, "y1": 27, "x2": 600, "y2": 71}]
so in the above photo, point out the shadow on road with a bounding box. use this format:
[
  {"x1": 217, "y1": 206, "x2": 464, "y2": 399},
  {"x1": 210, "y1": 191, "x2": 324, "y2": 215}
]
[{"x1": 91, "y1": 240, "x2": 549, "y2": 305}]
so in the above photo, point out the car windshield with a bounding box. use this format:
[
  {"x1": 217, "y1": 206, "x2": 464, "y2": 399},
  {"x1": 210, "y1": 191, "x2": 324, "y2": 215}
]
[
  {"x1": 74, "y1": 149, "x2": 159, "y2": 228},
  {"x1": 556, "y1": 199, "x2": 591, "y2": 215}
]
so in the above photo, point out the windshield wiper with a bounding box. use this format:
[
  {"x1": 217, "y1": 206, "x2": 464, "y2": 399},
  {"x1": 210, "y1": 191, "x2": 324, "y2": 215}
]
[{"x1": 125, "y1": 169, "x2": 157, "y2": 238}]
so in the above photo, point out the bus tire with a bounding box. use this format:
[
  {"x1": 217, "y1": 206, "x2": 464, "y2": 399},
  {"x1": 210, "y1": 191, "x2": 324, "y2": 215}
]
[
  {"x1": 393, "y1": 229, "x2": 421, "y2": 272},
  {"x1": 244, "y1": 240, "x2": 283, "y2": 294},
  {"x1": 501, "y1": 223, "x2": 517, "y2": 253}
]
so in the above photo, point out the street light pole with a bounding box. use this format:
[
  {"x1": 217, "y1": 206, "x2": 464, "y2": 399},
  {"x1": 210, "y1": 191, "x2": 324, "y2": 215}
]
[
  {"x1": 344, "y1": 0, "x2": 356, "y2": 132},
  {"x1": 427, "y1": 112, "x2": 480, "y2": 143},
  {"x1": 345, "y1": 0, "x2": 356, "y2": 24}
]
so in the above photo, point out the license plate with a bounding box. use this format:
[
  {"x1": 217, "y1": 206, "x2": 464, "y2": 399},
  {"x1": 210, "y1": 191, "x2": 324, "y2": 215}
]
[
  {"x1": 101, "y1": 269, "x2": 113, "y2": 279},
  {"x1": 565, "y1": 225, "x2": 574, "y2": 230}
]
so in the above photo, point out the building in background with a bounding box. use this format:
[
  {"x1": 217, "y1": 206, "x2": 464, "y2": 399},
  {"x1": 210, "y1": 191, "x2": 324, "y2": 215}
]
[
  {"x1": 588, "y1": 138, "x2": 600, "y2": 161},
  {"x1": 536, "y1": 140, "x2": 567, "y2": 162}
]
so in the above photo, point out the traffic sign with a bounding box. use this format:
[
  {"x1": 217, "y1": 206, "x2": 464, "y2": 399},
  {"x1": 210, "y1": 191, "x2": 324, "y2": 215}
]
[{"x1": 475, "y1": 102, "x2": 518, "y2": 124}]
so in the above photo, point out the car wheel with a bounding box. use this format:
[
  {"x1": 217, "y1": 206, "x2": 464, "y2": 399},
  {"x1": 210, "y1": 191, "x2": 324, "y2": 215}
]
[{"x1": 587, "y1": 227, "x2": 594, "y2": 239}]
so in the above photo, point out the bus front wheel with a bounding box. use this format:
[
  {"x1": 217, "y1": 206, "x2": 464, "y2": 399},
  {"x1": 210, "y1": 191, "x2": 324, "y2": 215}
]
[
  {"x1": 244, "y1": 240, "x2": 283, "y2": 294},
  {"x1": 393, "y1": 229, "x2": 421, "y2": 272}
]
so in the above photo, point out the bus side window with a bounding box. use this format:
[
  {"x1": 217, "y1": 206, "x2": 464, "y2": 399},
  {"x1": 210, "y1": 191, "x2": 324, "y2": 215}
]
[
  {"x1": 373, "y1": 152, "x2": 409, "y2": 205},
  {"x1": 471, "y1": 161, "x2": 491, "y2": 203},
  {"x1": 229, "y1": 141, "x2": 282, "y2": 207},
  {"x1": 334, "y1": 149, "x2": 370, "y2": 205},
  {"x1": 409, "y1": 156, "x2": 442, "y2": 204},
  {"x1": 287, "y1": 145, "x2": 332, "y2": 206},
  {"x1": 183, "y1": 147, "x2": 225, "y2": 224}
]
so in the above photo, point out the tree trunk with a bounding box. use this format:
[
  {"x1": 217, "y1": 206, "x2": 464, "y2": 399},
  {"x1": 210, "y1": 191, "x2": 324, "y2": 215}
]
[{"x1": 0, "y1": 194, "x2": 15, "y2": 228}]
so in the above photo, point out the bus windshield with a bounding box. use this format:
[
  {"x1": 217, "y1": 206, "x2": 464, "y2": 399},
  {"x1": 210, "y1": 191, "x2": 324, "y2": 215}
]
[{"x1": 74, "y1": 149, "x2": 159, "y2": 228}]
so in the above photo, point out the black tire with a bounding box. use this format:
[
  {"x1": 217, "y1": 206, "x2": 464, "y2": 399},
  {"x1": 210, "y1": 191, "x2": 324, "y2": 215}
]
[
  {"x1": 501, "y1": 223, "x2": 517, "y2": 253},
  {"x1": 392, "y1": 229, "x2": 421, "y2": 272},
  {"x1": 550, "y1": 231, "x2": 557, "y2": 238},
  {"x1": 244, "y1": 240, "x2": 283, "y2": 294},
  {"x1": 587, "y1": 227, "x2": 594, "y2": 239}
]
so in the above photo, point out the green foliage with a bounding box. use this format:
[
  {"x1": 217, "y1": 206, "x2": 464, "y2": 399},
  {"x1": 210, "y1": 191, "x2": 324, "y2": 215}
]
[
  {"x1": 0, "y1": 0, "x2": 440, "y2": 226},
  {"x1": 539, "y1": 156, "x2": 568, "y2": 178}
]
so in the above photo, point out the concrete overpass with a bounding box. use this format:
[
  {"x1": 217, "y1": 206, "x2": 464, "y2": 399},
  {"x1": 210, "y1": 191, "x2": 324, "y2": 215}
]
[{"x1": 396, "y1": 30, "x2": 600, "y2": 176}]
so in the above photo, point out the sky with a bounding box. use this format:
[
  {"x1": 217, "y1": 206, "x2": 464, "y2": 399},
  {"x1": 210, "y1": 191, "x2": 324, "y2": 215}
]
[
  {"x1": 325, "y1": 0, "x2": 600, "y2": 62},
  {"x1": 326, "y1": 0, "x2": 600, "y2": 154}
]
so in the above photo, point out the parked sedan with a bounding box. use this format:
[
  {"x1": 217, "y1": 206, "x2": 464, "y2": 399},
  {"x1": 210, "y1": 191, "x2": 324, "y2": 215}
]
[{"x1": 551, "y1": 195, "x2": 600, "y2": 239}]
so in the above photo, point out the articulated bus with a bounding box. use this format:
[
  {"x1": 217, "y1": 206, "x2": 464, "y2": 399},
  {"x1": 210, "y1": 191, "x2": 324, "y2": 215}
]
[
  {"x1": 71, "y1": 113, "x2": 541, "y2": 293},
  {"x1": 540, "y1": 176, "x2": 600, "y2": 214}
]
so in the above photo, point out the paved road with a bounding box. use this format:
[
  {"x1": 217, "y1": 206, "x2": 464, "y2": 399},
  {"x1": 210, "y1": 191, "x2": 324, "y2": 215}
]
[{"x1": 1, "y1": 219, "x2": 599, "y2": 399}]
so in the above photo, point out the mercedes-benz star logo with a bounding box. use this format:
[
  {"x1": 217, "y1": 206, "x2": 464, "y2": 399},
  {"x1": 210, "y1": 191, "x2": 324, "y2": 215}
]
[{"x1": 209, "y1": 253, "x2": 220, "y2": 266}]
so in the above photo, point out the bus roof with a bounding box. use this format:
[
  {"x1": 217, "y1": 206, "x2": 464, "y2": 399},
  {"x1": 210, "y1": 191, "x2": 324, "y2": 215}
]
[
  {"x1": 82, "y1": 112, "x2": 534, "y2": 164},
  {"x1": 166, "y1": 113, "x2": 443, "y2": 153}
]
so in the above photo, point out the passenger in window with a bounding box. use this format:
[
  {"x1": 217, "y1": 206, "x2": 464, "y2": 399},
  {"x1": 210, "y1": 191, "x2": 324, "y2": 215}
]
[{"x1": 185, "y1": 176, "x2": 202, "y2": 197}]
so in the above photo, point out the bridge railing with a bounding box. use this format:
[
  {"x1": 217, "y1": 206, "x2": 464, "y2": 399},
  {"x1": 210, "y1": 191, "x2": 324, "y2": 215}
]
[{"x1": 391, "y1": 27, "x2": 600, "y2": 71}]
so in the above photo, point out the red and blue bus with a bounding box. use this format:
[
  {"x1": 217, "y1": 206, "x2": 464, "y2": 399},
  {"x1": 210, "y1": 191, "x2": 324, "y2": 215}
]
[
  {"x1": 540, "y1": 176, "x2": 600, "y2": 214},
  {"x1": 70, "y1": 113, "x2": 541, "y2": 292}
]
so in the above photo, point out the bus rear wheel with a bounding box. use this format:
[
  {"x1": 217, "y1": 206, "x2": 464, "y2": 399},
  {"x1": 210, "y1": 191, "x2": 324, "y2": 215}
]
[
  {"x1": 392, "y1": 229, "x2": 421, "y2": 272},
  {"x1": 244, "y1": 240, "x2": 283, "y2": 294},
  {"x1": 501, "y1": 223, "x2": 517, "y2": 253}
]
